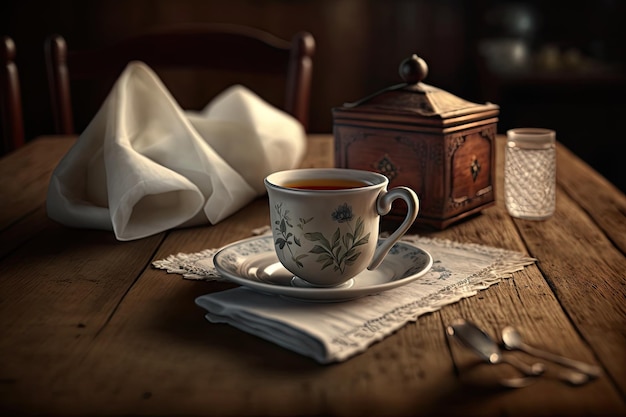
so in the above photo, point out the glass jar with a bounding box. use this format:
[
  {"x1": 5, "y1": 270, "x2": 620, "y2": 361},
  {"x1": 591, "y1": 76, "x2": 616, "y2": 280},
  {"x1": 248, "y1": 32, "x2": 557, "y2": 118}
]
[{"x1": 504, "y1": 128, "x2": 556, "y2": 220}]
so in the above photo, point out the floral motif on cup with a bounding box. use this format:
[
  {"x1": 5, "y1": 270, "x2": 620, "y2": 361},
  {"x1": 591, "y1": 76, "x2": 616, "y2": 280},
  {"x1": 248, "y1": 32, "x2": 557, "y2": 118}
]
[{"x1": 272, "y1": 202, "x2": 370, "y2": 273}]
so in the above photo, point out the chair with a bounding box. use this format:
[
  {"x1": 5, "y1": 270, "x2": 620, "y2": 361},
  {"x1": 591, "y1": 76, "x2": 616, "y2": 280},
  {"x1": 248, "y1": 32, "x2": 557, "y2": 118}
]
[
  {"x1": 1, "y1": 36, "x2": 25, "y2": 156},
  {"x1": 45, "y1": 24, "x2": 315, "y2": 135}
]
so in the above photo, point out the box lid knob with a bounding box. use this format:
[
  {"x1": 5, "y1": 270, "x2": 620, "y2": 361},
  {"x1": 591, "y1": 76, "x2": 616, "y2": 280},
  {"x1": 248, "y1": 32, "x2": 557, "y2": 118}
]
[{"x1": 399, "y1": 54, "x2": 428, "y2": 85}]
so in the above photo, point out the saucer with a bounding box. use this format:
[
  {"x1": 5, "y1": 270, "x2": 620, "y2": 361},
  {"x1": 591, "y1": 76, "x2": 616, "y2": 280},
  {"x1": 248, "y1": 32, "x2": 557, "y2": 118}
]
[{"x1": 213, "y1": 235, "x2": 433, "y2": 302}]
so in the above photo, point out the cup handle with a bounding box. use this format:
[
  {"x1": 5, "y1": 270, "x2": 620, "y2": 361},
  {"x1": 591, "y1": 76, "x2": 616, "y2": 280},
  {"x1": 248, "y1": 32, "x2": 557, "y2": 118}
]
[{"x1": 368, "y1": 186, "x2": 419, "y2": 270}]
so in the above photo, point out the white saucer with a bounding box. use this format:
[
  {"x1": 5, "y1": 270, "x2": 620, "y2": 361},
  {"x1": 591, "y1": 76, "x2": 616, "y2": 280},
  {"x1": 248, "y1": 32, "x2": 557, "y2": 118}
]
[{"x1": 213, "y1": 235, "x2": 433, "y2": 302}]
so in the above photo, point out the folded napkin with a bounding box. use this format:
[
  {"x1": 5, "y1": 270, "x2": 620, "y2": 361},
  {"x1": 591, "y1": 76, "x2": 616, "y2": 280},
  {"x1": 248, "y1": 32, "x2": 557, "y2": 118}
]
[
  {"x1": 154, "y1": 233, "x2": 536, "y2": 364},
  {"x1": 47, "y1": 61, "x2": 306, "y2": 241}
]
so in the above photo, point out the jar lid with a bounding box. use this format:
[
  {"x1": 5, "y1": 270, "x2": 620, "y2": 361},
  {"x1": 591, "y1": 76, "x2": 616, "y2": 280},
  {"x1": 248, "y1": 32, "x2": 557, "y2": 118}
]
[
  {"x1": 507, "y1": 128, "x2": 556, "y2": 149},
  {"x1": 333, "y1": 54, "x2": 499, "y2": 128}
]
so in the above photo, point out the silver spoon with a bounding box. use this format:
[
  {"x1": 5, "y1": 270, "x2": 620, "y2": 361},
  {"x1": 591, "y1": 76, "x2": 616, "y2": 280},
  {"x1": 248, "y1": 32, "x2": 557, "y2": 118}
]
[
  {"x1": 446, "y1": 319, "x2": 544, "y2": 388},
  {"x1": 502, "y1": 326, "x2": 602, "y2": 380}
]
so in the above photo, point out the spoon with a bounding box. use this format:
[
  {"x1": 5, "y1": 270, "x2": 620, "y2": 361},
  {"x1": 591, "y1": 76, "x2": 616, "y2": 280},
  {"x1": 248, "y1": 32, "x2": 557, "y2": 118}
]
[
  {"x1": 446, "y1": 319, "x2": 544, "y2": 388},
  {"x1": 502, "y1": 326, "x2": 602, "y2": 380}
]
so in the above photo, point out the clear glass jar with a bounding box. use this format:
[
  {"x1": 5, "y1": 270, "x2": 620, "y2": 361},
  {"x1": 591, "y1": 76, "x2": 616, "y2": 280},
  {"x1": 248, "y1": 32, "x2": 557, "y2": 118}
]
[{"x1": 504, "y1": 128, "x2": 556, "y2": 220}]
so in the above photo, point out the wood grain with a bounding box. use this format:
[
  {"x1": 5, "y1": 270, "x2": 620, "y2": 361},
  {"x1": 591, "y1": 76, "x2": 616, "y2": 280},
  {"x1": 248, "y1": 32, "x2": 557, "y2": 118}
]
[
  {"x1": 556, "y1": 143, "x2": 626, "y2": 253},
  {"x1": 0, "y1": 137, "x2": 75, "y2": 230},
  {"x1": 0, "y1": 134, "x2": 625, "y2": 416}
]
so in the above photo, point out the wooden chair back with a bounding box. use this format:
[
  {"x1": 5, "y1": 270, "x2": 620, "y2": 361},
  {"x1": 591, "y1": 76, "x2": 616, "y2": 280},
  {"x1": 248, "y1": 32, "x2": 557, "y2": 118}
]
[
  {"x1": 45, "y1": 24, "x2": 315, "y2": 135},
  {"x1": 1, "y1": 36, "x2": 25, "y2": 156}
]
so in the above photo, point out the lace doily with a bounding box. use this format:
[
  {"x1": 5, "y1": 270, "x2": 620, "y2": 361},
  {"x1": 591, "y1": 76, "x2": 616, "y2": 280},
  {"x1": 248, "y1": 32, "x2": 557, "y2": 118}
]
[{"x1": 153, "y1": 231, "x2": 536, "y2": 364}]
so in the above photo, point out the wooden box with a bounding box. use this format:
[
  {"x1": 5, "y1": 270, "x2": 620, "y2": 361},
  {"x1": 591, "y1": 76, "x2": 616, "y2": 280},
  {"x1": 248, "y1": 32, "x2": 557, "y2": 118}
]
[{"x1": 333, "y1": 55, "x2": 500, "y2": 229}]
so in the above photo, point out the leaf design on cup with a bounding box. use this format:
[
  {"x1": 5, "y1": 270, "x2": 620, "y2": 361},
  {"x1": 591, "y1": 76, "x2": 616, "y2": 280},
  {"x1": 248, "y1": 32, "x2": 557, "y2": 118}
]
[
  {"x1": 272, "y1": 202, "x2": 312, "y2": 267},
  {"x1": 304, "y1": 203, "x2": 370, "y2": 273}
]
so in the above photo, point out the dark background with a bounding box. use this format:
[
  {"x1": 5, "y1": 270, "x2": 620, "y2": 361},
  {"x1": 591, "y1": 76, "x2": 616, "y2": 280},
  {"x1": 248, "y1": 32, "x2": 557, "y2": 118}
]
[{"x1": 2, "y1": 0, "x2": 625, "y2": 191}]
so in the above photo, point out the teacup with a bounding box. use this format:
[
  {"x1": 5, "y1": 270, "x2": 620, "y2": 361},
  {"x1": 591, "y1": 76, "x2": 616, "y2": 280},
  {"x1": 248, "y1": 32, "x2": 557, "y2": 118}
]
[{"x1": 264, "y1": 168, "x2": 419, "y2": 287}]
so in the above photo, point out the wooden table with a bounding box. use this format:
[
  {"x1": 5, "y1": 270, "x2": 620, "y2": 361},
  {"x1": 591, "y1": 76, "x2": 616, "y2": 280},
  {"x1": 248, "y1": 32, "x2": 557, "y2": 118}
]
[{"x1": 1, "y1": 134, "x2": 625, "y2": 416}]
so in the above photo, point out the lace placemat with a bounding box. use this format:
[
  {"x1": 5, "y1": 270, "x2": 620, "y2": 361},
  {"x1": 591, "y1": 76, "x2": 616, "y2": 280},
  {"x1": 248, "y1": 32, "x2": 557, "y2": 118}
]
[{"x1": 153, "y1": 232, "x2": 536, "y2": 364}]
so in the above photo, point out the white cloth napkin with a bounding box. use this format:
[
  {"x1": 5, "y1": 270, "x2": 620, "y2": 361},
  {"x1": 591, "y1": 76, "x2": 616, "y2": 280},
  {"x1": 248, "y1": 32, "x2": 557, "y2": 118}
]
[
  {"x1": 154, "y1": 233, "x2": 536, "y2": 364},
  {"x1": 46, "y1": 61, "x2": 306, "y2": 241}
]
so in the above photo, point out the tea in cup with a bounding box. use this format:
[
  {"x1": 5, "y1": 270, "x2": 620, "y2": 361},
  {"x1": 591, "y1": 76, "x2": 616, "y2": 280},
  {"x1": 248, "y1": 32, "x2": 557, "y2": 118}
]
[{"x1": 264, "y1": 168, "x2": 419, "y2": 287}]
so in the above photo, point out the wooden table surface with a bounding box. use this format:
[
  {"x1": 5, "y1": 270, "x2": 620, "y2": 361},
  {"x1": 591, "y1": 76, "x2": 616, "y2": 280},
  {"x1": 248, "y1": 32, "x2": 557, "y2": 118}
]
[{"x1": 1, "y1": 134, "x2": 625, "y2": 416}]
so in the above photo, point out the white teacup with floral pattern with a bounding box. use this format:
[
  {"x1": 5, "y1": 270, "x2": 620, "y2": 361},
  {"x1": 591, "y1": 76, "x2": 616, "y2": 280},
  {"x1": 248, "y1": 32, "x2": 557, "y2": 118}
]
[{"x1": 264, "y1": 168, "x2": 419, "y2": 287}]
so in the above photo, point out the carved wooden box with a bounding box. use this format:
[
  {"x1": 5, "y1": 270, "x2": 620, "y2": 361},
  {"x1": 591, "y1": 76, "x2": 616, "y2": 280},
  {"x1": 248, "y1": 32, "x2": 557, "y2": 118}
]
[{"x1": 333, "y1": 55, "x2": 500, "y2": 229}]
